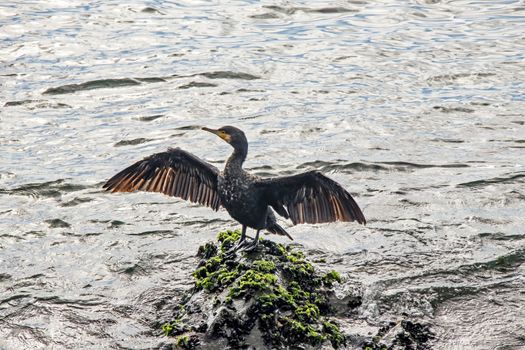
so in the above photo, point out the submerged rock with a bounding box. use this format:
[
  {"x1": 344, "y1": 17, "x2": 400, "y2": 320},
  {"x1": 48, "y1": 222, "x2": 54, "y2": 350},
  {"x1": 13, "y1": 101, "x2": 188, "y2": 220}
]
[
  {"x1": 363, "y1": 320, "x2": 435, "y2": 350},
  {"x1": 159, "y1": 230, "x2": 434, "y2": 350}
]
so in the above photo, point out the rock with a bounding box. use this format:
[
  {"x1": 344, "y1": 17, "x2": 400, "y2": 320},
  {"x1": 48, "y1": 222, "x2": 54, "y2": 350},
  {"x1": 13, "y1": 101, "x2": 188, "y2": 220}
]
[
  {"x1": 161, "y1": 230, "x2": 346, "y2": 349},
  {"x1": 159, "y1": 230, "x2": 435, "y2": 350},
  {"x1": 362, "y1": 320, "x2": 435, "y2": 350}
]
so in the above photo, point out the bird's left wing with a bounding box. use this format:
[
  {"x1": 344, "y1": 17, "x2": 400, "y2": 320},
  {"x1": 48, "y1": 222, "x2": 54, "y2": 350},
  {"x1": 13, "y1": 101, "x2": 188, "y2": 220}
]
[
  {"x1": 255, "y1": 170, "x2": 366, "y2": 225},
  {"x1": 103, "y1": 147, "x2": 221, "y2": 210}
]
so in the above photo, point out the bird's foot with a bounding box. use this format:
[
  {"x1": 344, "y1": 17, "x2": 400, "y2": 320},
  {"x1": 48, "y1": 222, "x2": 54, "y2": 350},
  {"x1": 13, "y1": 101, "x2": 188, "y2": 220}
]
[
  {"x1": 238, "y1": 238, "x2": 260, "y2": 253},
  {"x1": 225, "y1": 238, "x2": 250, "y2": 256}
]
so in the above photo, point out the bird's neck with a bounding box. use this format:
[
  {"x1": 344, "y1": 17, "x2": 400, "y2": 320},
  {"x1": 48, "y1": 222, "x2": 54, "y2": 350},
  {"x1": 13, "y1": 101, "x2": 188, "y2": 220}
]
[{"x1": 225, "y1": 147, "x2": 247, "y2": 175}]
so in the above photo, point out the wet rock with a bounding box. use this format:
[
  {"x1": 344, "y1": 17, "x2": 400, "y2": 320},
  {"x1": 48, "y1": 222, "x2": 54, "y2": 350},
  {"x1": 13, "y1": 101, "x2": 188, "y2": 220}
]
[
  {"x1": 114, "y1": 138, "x2": 154, "y2": 147},
  {"x1": 161, "y1": 230, "x2": 346, "y2": 349},
  {"x1": 177, "y1": 82, "x2": 218, "y2": 89},
  {"x1": 43, "y1": 77, "x2": 166, "y2": 95},
  {"x1": 141, "y1": 7, "x2": 165, "y2": 14},
  {"x1": 363, "y1": 320, "x2": 435, "y2": 350},
  {"x1": 45, "y1": 218, "x2": 71, "y2": 228},
  {"x1": 160, "y1": 230, "x2": 434, "y2": 350}
]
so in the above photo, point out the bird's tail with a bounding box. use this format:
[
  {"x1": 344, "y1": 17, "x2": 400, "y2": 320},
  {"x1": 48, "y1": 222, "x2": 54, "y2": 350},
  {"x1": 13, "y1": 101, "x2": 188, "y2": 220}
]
[{"x1": 267, "y1": 223, "x2": 293, "y2": 240}]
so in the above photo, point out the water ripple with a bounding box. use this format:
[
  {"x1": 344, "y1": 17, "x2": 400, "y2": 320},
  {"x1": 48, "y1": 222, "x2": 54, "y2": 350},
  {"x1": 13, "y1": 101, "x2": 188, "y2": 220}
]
[{"x1": 1, "y1": 0, "x2": 524, "y2": 348}]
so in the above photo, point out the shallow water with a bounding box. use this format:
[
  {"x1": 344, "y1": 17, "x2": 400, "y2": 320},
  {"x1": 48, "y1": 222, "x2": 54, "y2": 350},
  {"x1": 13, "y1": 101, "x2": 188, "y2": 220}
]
[{"x1": 1, "y1": 0, "x2": 524, "y2": 349}]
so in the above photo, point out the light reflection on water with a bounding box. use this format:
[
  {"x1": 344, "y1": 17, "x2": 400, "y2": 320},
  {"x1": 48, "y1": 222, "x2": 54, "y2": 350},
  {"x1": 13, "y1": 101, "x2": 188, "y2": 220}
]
[{"x1": 1, "y1": 1, "x2": 524, "y2": 349}]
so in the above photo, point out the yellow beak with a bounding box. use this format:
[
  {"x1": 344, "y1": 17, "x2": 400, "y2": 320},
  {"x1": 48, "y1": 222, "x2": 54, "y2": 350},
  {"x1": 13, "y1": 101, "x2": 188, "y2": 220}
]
[{"x1": 202, "y1": 127, "x2": 231, "y2": 142}]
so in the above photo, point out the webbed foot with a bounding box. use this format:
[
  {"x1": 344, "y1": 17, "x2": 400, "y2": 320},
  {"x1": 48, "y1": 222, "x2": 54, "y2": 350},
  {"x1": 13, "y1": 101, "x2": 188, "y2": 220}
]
[
  {"x1": 237, "y1": 230, "x2": 261, "y2": 253},
  {"x1": 238, "y1": 239, "x2": 259, "y2": 253},
  {"x1": 225, "y1": 238, "x2": 249, "y2": 256}
]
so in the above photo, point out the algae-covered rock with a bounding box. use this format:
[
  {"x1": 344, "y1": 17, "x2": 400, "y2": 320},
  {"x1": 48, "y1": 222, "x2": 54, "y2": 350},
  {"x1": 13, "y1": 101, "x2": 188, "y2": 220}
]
[
  {"x1": 161, "y1": 230, "x2": 346, "y2": 349},
  {"x1": 159, "y1": 230, "x2": 435, "y2": 350}
]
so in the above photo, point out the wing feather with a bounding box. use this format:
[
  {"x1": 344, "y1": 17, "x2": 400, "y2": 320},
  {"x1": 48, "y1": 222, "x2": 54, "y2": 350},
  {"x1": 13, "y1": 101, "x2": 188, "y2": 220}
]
[
  {"x1": 103, "y1": 147, "x2": 221, "y2": 210},
  {"x1": 170, "y1": 170, "x2": 180, "y2": 196},
  {"x1": 256, "y1": 170, "x2": 365, "y2": 225}
]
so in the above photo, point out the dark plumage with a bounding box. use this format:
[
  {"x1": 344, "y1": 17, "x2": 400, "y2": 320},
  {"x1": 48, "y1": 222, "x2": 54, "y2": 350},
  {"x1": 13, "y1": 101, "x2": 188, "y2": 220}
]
[{"x1": 103, "y1": 126, "x2": 366, "y2": 250}]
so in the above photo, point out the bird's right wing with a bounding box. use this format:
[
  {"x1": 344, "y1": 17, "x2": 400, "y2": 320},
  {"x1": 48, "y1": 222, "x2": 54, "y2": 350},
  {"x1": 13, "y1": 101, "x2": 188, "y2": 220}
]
[
  {"x1": 103, "y1": 147, "x2": 221, "y2": 210},
  {"x1": 255, "y1": 170, "x2": 366, "y2": 225}
]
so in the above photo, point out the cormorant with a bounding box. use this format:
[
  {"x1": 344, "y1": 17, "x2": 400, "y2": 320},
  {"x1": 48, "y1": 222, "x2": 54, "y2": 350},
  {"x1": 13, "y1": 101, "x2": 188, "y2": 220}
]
[{"x1": 103, "y1": 126, "x2": 366, "y2": 251}]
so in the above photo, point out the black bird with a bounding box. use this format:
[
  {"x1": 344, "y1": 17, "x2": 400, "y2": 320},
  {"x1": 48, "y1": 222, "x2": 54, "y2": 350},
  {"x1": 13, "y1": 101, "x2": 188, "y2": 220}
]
[{"x1": 103, "y1": 126, "x2": 366, "y2": 251}]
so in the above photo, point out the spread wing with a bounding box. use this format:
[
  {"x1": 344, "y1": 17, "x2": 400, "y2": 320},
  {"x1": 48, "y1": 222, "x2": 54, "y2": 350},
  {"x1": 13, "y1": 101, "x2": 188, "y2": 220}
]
[
  {"x1": 103, "y1": 147, "x2": 221, "y2": 210},
  {"x1": 256, "y1": 170, "x2": 365, "y2": 225}
]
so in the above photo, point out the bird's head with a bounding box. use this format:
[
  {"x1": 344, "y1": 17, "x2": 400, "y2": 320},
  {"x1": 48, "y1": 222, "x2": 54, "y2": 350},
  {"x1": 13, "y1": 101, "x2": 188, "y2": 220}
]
[{"x1": 202, "y1": 126, "x2": 248, "y2": 152}]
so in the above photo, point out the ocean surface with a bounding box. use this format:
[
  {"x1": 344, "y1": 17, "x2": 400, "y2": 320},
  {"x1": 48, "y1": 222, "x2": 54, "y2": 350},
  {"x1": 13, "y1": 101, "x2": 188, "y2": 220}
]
[{"x1": 1, "y1": 1, "x2": 524, "y2": 349}]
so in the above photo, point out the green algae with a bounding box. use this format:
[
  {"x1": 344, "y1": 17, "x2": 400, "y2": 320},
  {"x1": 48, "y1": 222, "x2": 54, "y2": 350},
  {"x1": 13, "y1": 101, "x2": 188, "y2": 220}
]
[
  {"x1": 253, "y1": 259, "x2": 276, "y2": 273},
  {"x1": 295, "y1": 303, "x2": 321, "y2": 322},
  {"x1": 196, "y1": 241, "x2": 217, "y2": 259},
  {"x1": 228, "y1": 269, "x2": 278, "y2": 299},
  {"x1": 166, "y1": 229, "x2": 346, "y2": 349},
  {"x1": 191, "y1": 239, "x2": 244, "y2": 292},
  {"x1": 175, "y1": 334, "x2": 200, "y2": 349},
  {"x1": 216, "y1": 229, "x2": 241, "y2": 251},
  {"x1": 193, "y1": 263, "x2": 242, "y2": 292},
  {"x1": 323, "y1": 321, "x2": 346, "y2": 348},
  {"x1": 176, "y1": 335, "x2": 190, "y2": 348},
  {"x1": 161, "y1": 319, "x2": 187, "y2": 337},
  {"x1": 322, "y1": 270, "x2": 342, "y2": 287},
  {"x1": 161, "y1": 323, "x2": 173, "y2": 336}
]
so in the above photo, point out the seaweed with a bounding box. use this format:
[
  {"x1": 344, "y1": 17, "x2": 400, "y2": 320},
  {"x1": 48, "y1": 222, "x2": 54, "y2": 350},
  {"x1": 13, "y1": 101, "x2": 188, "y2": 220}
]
[{"x1": 175, "y1": 334, "x2": 200, "y2": 349}]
